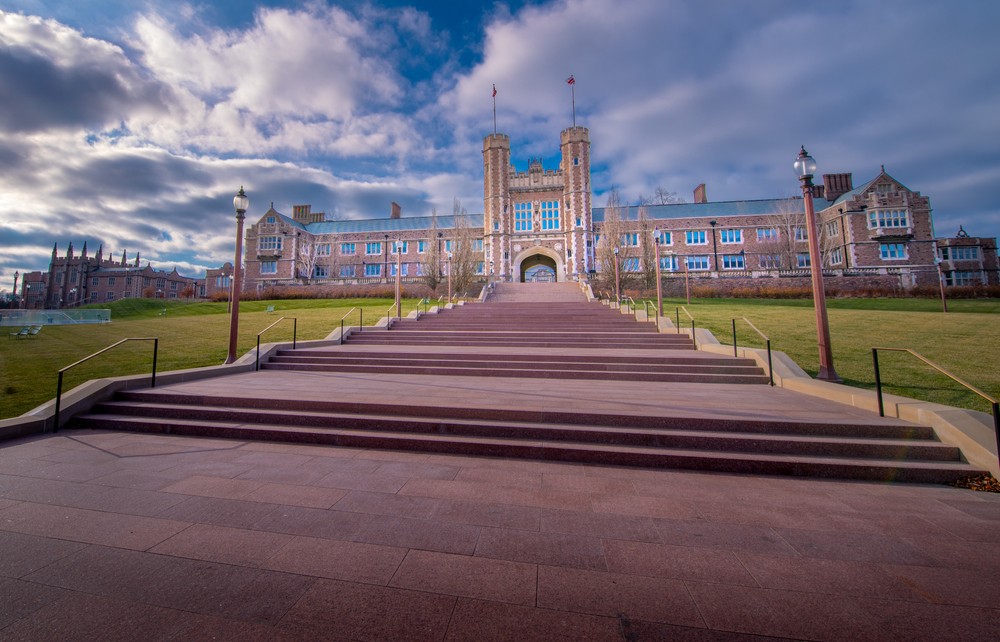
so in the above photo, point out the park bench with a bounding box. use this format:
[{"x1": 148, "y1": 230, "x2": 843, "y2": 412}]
[
  {"x1": 8, "y1": 326, "x2": 29, "y2": 339},
  {"x1": 265, "y1": 305, "x2": 276, "y2": 313}
]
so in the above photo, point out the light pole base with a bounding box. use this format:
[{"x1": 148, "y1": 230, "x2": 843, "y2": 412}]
[{"x1": 816, "y1": 366, "x2": 842, "y2": 384}]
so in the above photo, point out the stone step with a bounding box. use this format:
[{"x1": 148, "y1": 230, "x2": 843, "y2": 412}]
[
  {"x1": 72, "y1": 409, "x2": 979, "y2": 484},
  {"x1": 277, "y1": 350, "x2": 746, "y2": 367}
]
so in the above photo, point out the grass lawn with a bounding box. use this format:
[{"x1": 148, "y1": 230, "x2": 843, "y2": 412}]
[
  {"x1": 0, "y1": 298, "x2": 422, "y2": 419},
  {"x1": 2, "y1": 295, "x2": 997, "y2": 421},
  {"x1": 649, "y1": 296, "x2": 1000, "y2": 415}
]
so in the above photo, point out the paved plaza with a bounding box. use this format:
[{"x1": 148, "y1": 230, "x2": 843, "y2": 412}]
[{"x1": 2, "y1": 381, "x2": 999, "y2": 640}]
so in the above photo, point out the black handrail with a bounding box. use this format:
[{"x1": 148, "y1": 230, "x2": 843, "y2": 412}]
[
  {"x1": 338, "y1": 307, "x2": 357, "y2": 343},
  {"x1": 54, "y1": 337, "x2": 158, "y2": 432},
  {"x1": 256, "y1": 317, "x2": 297, "y2": 371},
  {"x1": 872, "y1": 347, "x2": 999, "y2": 470},
  {"x1": 680, "y1": 306, "x2": 696, "y2": 349},
  {"x1": 735, "y1": 317, "x2": 774, "y2": 386}
]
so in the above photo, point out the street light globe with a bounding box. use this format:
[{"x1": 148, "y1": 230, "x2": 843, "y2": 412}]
[
  {"x1": 613, "y1": 246, "x2": 619, "y2": 255},
  {"x1": 233, "y1": 186, "x2": 249, "y2": 214},
  {"x1": 793, "y1": 146, "x2": 817, "y2": 178}
]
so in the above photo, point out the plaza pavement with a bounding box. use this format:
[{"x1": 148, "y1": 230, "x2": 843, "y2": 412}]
[{"x1": 1, "y1": 367, "x2": 999, "y2": 640}]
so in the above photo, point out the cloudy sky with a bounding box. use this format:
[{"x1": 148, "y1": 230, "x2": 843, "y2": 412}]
[{"x1": 2, "y1": 0, "x2": 998, "y2": 285}]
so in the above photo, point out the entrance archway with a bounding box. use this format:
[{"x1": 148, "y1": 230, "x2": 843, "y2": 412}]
[{"x1": 513, "y1": 248, "x2": 563, "y2": 282}]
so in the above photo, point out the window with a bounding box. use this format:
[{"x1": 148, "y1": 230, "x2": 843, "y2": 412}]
[
  {"x1": 475, "y1": 262, "x2": 485, "y2": 275},
  {"x1": 389, "y1": 264, "x2": 408, "y2": 276},
  {"x1": 825, "y1": 221, "x2": 840, "y2": 237},
  {"x1": 621, "y1": 233, "x2": 639, "y2": 247},
  {"x1": 106, "y1": 291, "x2": 115, "y2": 301},
  {"x1": 365, "y1": 242, "x2": 382, "y2": 255},
  {"x1": 316, "y1": 243, "x2": 331, "y2": 256},
  {"x1": 314, "y1": 266, "x2": 329, "y2": 278},
  {"x1": 685, "y1": 230, "x2": 707, "y2": 245},
  {"x1": 622, "y1": 257, "x2": 640, "y2": 272},
  {"x1": 121, "y1": 292, "x2": 131, "y2": 299},
  {"x1": 880, "y1": 243, "x2": 907, "y2": 260},
  {"x1": 445, "y1": 240, "x2": 454, "y2": 253},
  {"x1": 540, "y1": 200, "x2": 560, "y2": 230},
  {"x1": 170, "y1": 282, "x2": 178, "y2": 290},
  {"x1": 266, "y1": 216, "x2": 276, "y2": 223},
  {"x1": 91, "y1": 277, "x2": 98, "y2": 286},
  {"x1": 722, "y1": 254, "x2": 746, "y2": 269},
  {"x1": 90, "y1": 292, "x2": 98, "y2": 301},
  {"x1": 341, "y1": 243, "x2": 356, "y2": 255},
  {"x1": 868, "y1": 209, "x2": 909, "y2": 229},
  {"x1": 875, "y1": 183, "x2": 893, "y2": 195},
  {"x1": 941, "y1": 247, "x2": 979, "y2": 261},
  {"x1": 656, "y1": 230, "x2": 672, "y2": 245},
  {"x1": 418, "y1": 240, "x2": 427, "y2": 253},
  {"x1": 472, "y1": 239, "x2": 484, "y2": 252},
  {"x1": 659, "y1": 255, "x2": 678, "y2": 271},
  {"x1": 687, "y1": 255, "x2": 710, "y2": 271},
  {"x1": 364, "y1": 263, "x2": 381, "y2": 277},
  {"x1": 795, "y1": 227, "x2": 808, "y2": 241},
  {"x1": 829, "y1": 247, "x2": 843, "y2": 265},
  {"x1": 947, "y1": 271, "x2": 980, "y2": 286},
  {"x1": 392, "y1": 240, "x2": 408, "y2": 254},
  {"x1": 720, "y1": 229, "x2": 742, "y2": 244},
  {"x1": 796, "y1": 253, "x2": 811, "y2": 268},
  {"x1": 259, "y1": 236, "x2": 282, "y2": 251},
  {"x1": 340, "y1": 266, "x2": 355, "y2": 278},
  {"x1": 156, "y1": 278, "x2": 165, "y2": 288},
  {"x1": 108, "y1": 277, "x2": 116, "y2": 285},
  {"x1": 125, "y1": 277, "x2": 132, "y2": 286},
  {"x1": 215, "y1": 275, "x2": 231, "y2": 288},
  {"x1": 759, "y1": 255, "x2": 782, "y2": 269},
  {"x1": 260, "y1": 261, "x2": 278, "y2": 274},
  {"x1": 514, "y1": 202, "x2": 532, "y2": 231}
]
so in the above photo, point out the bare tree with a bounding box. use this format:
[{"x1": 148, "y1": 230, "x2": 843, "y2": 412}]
[
  {"x1": 596, "y1": 189, "x2": 631, "y2": 292},
  {"x1": 450, "y1": 199, "x2": 481, "y2": 295},
  {"x1": 297, "y1": 237, "x2": 320, "y2": 284},
  {"x1": 638, "y1": 205, "x2": 656, "y2": 289},
  {"x1": 761, "y1": 197, "x2": 837, "y2": 269},
  {"x1": 420, "y1": 209, "x2": 444, "y2": 290},
  {"x1": 654, "y1": 186, "x2": 685, "y2": 205}
]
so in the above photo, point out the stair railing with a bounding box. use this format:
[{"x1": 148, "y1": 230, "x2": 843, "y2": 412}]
[
  {"x1": 385, "y1": 302, "x2": 398, "y2": 330},
  {"x1": 256, "y1": 317, "x2": 297, "y2": 371},
  {"x1": 54, "y1": 337, "x2": 158, "y2": 432},
  {"x1": 680, "y1": 306, "x2": 696, "y2": 348},
  {"x1": 733, "y1": 317, "x2": 774, "y2": 386},
  {"x1": 872, "y1": 347, "x2": 999, "y2": 469},
  {"x1": 643, "y1": 300, "x2": 657, "y2": 325},
  {"x1": 338, "y1": 307, "x2": 358, "y2": 342}
]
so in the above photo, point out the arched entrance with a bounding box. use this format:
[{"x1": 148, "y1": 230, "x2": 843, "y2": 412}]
[{"x1": 514, "y1": 248, "x2": 563, "y2": 282}]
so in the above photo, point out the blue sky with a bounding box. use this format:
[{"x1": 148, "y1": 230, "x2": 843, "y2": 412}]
[{"x1": 2, "y1": 0, "x2": 999, "y2": 285}]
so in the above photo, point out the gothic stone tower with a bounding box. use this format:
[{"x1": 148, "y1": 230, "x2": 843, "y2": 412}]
[{"x1": 483, "y1": 127, "x2": 592, "y2": 282}]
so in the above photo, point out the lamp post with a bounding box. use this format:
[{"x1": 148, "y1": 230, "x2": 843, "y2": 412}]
[
  {"x1": 794, "y1": 147, "x2": 840, "y2": 382},
  {"x1": 709, "y1": 220, "x2": 719, "y2": 272},
  {"x1": 13, "y1": 271, "x2": 19, "y2": 308},
  {"x1": 394, "y1": 238, "x2": 402, "y2": 319},
  {"x1": 447, "y1": 251, "x2": 453, "y2": 302},
  {"x1": 653, "y1": 229, "x2": 663, "y2": 317},
  {"x1": 935, "y1": 258, "x2": 948, "y2": 313},
  {"x1": 383, "y1": 233, "x2": 389, "y2": 284},
  {"x1": 225, "y1": 186, "x2": 249, "y2": 365},
  {"x1": 490, "y1": 260, "x2": 495, "y2": 285},
  {"x1": 683, "y1": 255, "x2": 691, "y2": 304},
  {"x1": 613, "y1": 246, "x2": 622, "y2": 304}
]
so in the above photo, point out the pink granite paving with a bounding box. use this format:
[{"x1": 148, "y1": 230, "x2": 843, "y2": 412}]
[{"x1": 1, "y1": 428, "x2": 998, "y2": 640}]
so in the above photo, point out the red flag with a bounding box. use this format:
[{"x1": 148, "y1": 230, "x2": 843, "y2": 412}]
[
  {"x1": 566, "y1": 75, "x2": 575, "y2": 85},
  {"x1": 492, "y1": 84, "x2": 497, "y2": 97}
]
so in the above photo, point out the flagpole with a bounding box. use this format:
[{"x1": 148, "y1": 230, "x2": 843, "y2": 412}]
[
  {"x1": 567, "y1": 75, "x2": 576, "y2": 127},
  {"x1": 492, "y1": 84, "x2": 497, "y2": 135}
]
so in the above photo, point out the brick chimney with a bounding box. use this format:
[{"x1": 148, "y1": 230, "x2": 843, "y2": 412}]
[
  {"x1": 390, "y1": 202, "x2": 401, "y2": 219},
  {"x1": 693, "y1": 183, "x2": 708, "y2": 204},
  {"x1": 822, "y1": 173, "x2": 853, "y2": 201}
]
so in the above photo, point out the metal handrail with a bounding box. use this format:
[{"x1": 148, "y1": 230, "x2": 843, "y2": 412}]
[
  {"x1": 871, "y1": 347, "x2": 999, "y2": 469},
  {"x1": 385, "y1": 302, "x2": 398, "y2": 330},
  {"x1": 338, "y1": 307, "x2": 358, "y2": 341},
  {"x1": 643, "y1": 300, "x2": 657, "y2": 324},
  {"x1": 734, "y1": 317, "x2": 774, "y2": 386},
  {"x1": 679, "y1": 306, "x2": 696, "y2": 348},
  {"x1": 54, "y1": 337, "x2": 158, "y2": 432},
  {"x1": 256, "y1": 317, "x2": 297, "y2": 371}
]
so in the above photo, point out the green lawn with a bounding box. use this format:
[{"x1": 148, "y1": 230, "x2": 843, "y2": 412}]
[
  {"x1": 649, "y1": 296, "x2": 1000, "y2": 414},
  {"x1": 1, "y1": 298, "x2": 422, "y2": 419},
  {"x1": 2, "y1": 296, "x2": 998, "y2": 420}
]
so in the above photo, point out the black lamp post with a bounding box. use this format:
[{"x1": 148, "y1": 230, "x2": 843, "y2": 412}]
[
  {"x1": 794, "y1": 147, "x2": 840, "y2": 382},
  {"x1": 613, "y1": 246, "x2": 621, "y2": 303},
  {"x1": 225, "y1": 186, "x2": 249, "y2": 364},
  {"x1": 383, "y1": 234, "x2": 389, "y2": 284},
  {"x1": 394, "y1": 238, "x2": 402, "y2": 319},
  {"x1": 447, "y1": 251, "x2": 453, "y2": 301},
  {"x1": 709, "y1": 220, "x2": 719, "y2": 271}
]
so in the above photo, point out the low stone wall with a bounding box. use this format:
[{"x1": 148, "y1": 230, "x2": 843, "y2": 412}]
[{"x1": 651, "y1": 271, "x2": 907, "y2": 297}]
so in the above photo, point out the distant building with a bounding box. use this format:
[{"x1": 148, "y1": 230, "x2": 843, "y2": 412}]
[
  {"x1": 20, "y1": 243, "x2": 197, "y2": 309},
  {"x1": 240, "y1": 128, "x2": 999, "y2": 292}
]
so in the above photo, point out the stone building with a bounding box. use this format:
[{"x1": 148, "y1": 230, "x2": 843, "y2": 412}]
[
  {"x1": 936, "y1": 226, "x2": 1000, "y2": 287},
  {"x1": 240, "y1": 127, "x2": 998, "y2": 293},
  {"x1": 20, "y1": 243, "x2": 197, "y2": 309}
]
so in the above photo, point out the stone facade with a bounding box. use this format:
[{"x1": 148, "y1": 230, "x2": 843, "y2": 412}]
[{"x1": 231, "y1": 129, "x2": 997, "y2": 294}]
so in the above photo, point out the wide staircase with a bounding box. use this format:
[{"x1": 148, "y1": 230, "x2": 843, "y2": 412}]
[{"x1": 72, "y1": 282, "x2": 985, "y2": 483}]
